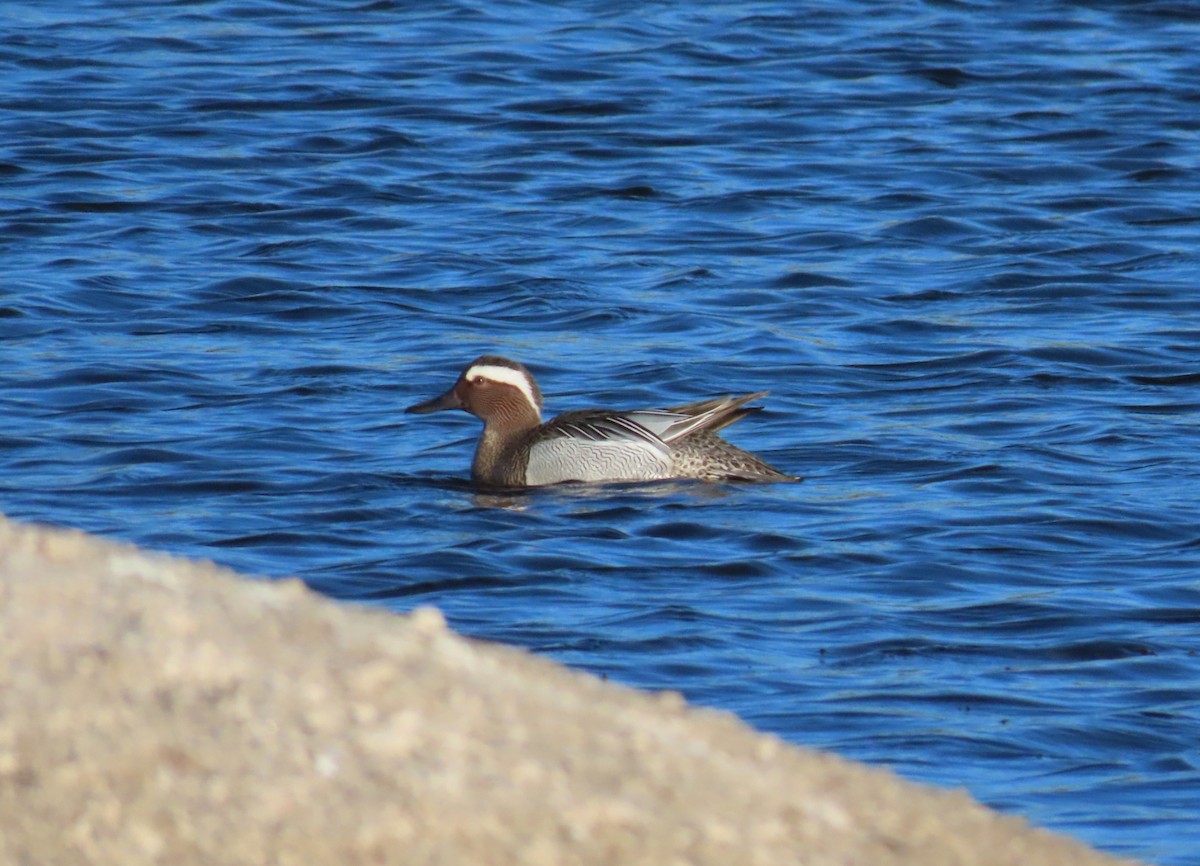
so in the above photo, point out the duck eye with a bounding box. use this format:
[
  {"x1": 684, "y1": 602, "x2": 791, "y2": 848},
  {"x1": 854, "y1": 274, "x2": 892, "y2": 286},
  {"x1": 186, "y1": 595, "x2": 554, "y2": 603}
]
[{"x1": 473, "y1": 376, "x2": 486, "y2": 386}]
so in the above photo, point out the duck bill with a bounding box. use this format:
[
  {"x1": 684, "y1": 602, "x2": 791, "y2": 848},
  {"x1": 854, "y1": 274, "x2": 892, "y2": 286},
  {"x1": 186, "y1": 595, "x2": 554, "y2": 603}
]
[{"x1": 405, "y1": 385, "x2": 464, "y2": 414}]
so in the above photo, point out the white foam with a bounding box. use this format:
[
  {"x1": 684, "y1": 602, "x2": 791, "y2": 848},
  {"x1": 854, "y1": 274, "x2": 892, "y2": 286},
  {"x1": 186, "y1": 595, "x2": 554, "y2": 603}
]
[{"x1": 464, "y1": 364, "x2": 541, "y2": 416}]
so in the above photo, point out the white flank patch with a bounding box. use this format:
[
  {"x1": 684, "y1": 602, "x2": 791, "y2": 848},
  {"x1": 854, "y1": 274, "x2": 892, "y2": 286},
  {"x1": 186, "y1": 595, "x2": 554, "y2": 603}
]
[{"x1": 464, "y1": 364, "x2": 541, "y2": 415}]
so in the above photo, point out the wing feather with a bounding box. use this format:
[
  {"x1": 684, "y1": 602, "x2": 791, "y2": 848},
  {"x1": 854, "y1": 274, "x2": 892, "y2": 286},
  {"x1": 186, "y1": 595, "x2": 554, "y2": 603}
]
[{"x1": 524, "y1": 393, "x2": 770, "y2": 484}]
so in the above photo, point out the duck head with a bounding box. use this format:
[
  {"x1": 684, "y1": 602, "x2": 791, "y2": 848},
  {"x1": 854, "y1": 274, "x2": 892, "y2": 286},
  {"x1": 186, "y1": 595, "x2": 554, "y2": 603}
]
[{"x1": 406, "y1": 355, "x2": 543, "y2": 427}]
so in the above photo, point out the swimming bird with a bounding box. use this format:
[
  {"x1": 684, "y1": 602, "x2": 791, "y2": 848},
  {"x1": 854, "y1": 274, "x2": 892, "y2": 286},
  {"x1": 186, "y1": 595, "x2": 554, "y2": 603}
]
[{"x1": 406, "y1": 355, "x2": 798, "y2": 487}]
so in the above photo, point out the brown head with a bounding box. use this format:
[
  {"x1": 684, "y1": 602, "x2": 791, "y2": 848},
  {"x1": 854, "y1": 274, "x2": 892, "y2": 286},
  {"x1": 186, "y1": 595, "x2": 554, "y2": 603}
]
[{"x1": 406, "y1": 355, "x2": 543, "y2": 430}]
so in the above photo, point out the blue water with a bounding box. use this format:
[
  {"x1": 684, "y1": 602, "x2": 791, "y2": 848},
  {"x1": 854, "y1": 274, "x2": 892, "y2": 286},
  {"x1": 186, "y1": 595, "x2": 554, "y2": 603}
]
[{"x1": 3, "y1": 1, "x2": 1199, "y2": 861}]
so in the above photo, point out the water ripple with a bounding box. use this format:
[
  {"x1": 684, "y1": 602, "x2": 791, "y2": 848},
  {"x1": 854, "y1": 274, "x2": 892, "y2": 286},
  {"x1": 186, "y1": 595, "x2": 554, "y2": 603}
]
[{"x1": 2, "y1": 2, "x2": 1199, "y2": 862}]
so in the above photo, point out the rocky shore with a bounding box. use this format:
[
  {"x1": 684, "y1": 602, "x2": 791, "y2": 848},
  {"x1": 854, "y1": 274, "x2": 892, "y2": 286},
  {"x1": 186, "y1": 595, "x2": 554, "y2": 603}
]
[{"x1": 0, "y1": 515, "x2": 1135, "y2": 865}]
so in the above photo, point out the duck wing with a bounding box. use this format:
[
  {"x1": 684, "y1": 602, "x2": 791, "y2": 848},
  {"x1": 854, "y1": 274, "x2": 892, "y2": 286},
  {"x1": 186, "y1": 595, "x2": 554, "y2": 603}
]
[
  {"x1": 547, "y1": 392, "x2": 769, "y2": 446},
  {"x1": 523, "y1": 394, "x2": 771, "y2": 485},
  {"x1": 543, "y1": 411, "x2": 673, "y2": 458},
  {"x1": 647, "y1": 391, "x2": 770, "y2": 438}
]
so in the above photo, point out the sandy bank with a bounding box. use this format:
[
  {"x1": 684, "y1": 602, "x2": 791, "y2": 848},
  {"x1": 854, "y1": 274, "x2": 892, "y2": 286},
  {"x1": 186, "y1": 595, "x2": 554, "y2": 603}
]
[{"x1": 0, "y1": 515, "x2": 1134, "y2": 865}]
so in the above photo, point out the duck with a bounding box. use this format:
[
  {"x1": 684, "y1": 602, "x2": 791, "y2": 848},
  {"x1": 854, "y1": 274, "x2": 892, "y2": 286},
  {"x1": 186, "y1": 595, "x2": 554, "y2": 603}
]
[{"x1": 406, "y1": 355, "x2": 798, "y2": 487}]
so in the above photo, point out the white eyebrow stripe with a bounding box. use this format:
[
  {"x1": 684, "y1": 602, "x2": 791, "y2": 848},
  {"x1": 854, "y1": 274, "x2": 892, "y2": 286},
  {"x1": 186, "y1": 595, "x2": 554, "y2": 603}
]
[{"x1": 464, "y1": 364, "x2": 541, "y2": 415}]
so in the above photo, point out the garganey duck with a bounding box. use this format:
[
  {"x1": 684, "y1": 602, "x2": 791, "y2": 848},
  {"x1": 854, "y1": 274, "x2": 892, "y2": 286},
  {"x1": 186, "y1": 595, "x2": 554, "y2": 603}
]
[{"x1": 407, "y1": 355, "x2": 799, "y2": 487}]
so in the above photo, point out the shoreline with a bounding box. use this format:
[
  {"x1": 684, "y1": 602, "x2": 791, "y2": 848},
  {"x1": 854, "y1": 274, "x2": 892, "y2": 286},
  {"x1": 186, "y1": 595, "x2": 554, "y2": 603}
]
[{"x1": 0, "y1": 515, "x2": 1136, "y2": 865}]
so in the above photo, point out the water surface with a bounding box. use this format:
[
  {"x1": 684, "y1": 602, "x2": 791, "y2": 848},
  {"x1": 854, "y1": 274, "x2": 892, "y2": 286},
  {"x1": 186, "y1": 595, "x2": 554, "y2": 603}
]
[{"x1": 3, "y1": 2, "x2": 1199, "y2": 862}]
